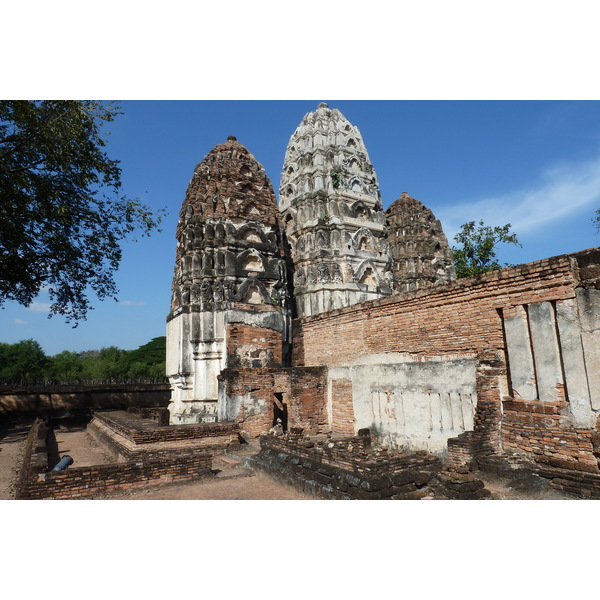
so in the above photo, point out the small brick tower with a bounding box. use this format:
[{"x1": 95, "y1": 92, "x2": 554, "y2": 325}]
[{"x1": 386, "y1": 192, "x2": 456, "y2": 292}]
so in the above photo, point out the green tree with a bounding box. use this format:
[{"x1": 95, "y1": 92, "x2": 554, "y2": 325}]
[
  {"x1": 95, "y1": 346, "x2": 130, "y2": 381},
  {"x1": 126, "y1": 336, "x2": 166, "y2": 381},
  {"x1": 594, "y1": 208, "x2": 600, "y2": 232},
  {"x1": 0, "y1": 339, "x2": 48, "y2": 383},
  {"x1": 452, "y1": 220, "x2": 521, "y2": 278},
  {"x1": 0, "y1": 100, "x2": 164, "y2": 324},
  {"x1": 47, "y1": 350, "x2": 83, "y2": 383},
  {"x1": 127, "y1": 336, "x2": 166, "y2": 366}
]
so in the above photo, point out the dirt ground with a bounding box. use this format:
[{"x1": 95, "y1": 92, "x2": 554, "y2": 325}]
[
  {"x1": 0, "y1": 418, "x2": 580, "y2": 501},
  {"x1": 0, "y1": 418, "x2": 30, "y2": 500}
]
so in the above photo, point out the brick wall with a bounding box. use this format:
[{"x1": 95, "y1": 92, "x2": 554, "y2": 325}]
[
  {"x1": 226, "y1": 323, "x2": 283, "y2": 368},
  {"x1": 294, "y1": 254, "x2": 579, "y2": 369},
  {"x1": 93, "y1": 410, "x2": 240, "y2": 445},
  {"x1": 249, "y1": 431, "x2": 442, "y2": 499},
  {"x1": 288, "y1": 368, "x2": 328, "y2": 433},
  {"x1": 330, "y1": 379, "x2": 354, "y2": 435},
  {"x1": 218, "y1": 366, "x2": 328, "y2": 436},
  {"x1": 0, "y1": 383, "x2": 170, "y2": 416},
  {"x1": 21, "y1": 453, "x2": 213, "y2": 500},
  {"x1": 292, "y1": 250, "x2": 596, "y2": 460},
  {"x1": 218, "y1": 368, "x2": 279, "y2": 437},
  {"x1": 501, "y1": 398, "x2": 598, "y2": 473}
]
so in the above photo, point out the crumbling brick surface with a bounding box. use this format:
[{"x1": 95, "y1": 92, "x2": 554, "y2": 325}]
[
  {"x1": 293, "y1": 253, "x2": 580, "y2": 370},
  {"x1": 218, "y1": 366, "x2": 328, "y2": 436},
  {"x1": 93, "y1": 410, "x2": 240, "y2": 445},
  {"x1": 226, "y1": 323, "x2": 283, "y2": 369},
  {"x1": 248, "y1": 431, "x2": 442, "y2": 500},
  {"x1": 501, "y1": 397, "x2": 598, "y2": 474},
  {"x1": 330, "y1": 379, "x2": 354, "y2": 435},
  {"x1": 292, "y1": 250, "x2": 595, "y2": 464},
  {"x1": 435, "y1": 466, "x2": 492, "y2": 500}
]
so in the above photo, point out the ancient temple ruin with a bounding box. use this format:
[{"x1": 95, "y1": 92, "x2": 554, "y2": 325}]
[
  {"x1": 9, "y1": 103, "x2": 600, "y2": 500},
  {"x1": 386, "y1": 192, "x2": 456, "y2": 292},
  {"x1": 166, "y1": 104, "x2": 460, "y2": 425},
  {"x1": 159, "y1": 103, "x2": 600, "y2": 500}
]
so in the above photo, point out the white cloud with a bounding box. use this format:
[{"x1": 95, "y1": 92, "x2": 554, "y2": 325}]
[
  {"x1": 14, "y1": 319, "x2": 29, "y2": 325},
  {"x1": 26, "y1": 301, "x2": 52, "y2": 313},
  {"x1": 438, "y1": 153, "x2": 600, "y2": 241},
  {"x1": 119, "y1": 300, "x2": 146, "y2": 306}
]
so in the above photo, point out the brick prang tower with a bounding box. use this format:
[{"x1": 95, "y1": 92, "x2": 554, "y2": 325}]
[{"x1": 166, "y1": 136, "x2": 290, "y2": 424}]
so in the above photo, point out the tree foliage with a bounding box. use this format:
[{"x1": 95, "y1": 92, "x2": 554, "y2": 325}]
[
  {"x1": 0, "y1": 100, "x2": 164, "y2": 324},
  {"x1": 594, "y1": 208, "x2": 600, "y2": 232},
  {"x1": 0, "y1": 336, "x2": 167, "y2": 385},
  {"x1": 452, "y1": 220, "x2": 521, "y2": 278},
  {"x1": 0, "y1": 339, "x2": 48, "y2": 383}
]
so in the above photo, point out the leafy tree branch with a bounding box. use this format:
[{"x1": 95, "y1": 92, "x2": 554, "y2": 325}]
[
  {"x1": 452, "y1": 220, "x2": 522, "y2": 278},
  {"x1": 0, "y1": 100, "x2": 166, "y2": 324}
]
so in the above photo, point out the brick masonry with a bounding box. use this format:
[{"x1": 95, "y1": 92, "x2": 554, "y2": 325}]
[
  {"x1": 16, "y1": 419, "x2": 214, "y2": 500},
  {"x1": 218, "y1": 366, "x2": 328, "y2": 437},
  {"x1": 330, "y1": 379, "x2": 354, "y2": 435},
  {"x1": 248, "y1": 430, "x2": 442, "y2": 499},
  {"x1": 226, "y1": 322, "x2": 284, "y2": 369},
  {"x1": 501, "y1": 397, "x2": 598, "y2": 473},
  {"x1": 293, "y1": 253, "x2": 581, "y2": 370},
  {"x1": 289, "y1": 249, "x2": 600, "y2": 487},
  {"x1": 91, "y1": 410, "x2": 241, "y2": 446}
]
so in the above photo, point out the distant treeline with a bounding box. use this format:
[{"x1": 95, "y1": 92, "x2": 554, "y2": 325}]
[{"x1": 0, "y1": 337, "x2": 167, "y2": 385}]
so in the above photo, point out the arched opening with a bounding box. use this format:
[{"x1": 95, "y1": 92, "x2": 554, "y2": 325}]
[
  {"x1": 355, "y1": 205, "x2": 368, "y2": 220},
  {"x1": 242, "y1": 285, "x2": 263, "y2": 304},
  {"x1": 242, "y1": 228, "x2": 262, "y2": 243},
  {"x1": 348, "y1": 157, "x2": 360, "y2": 172},
  {"x1": 358, "y1": 267, "x2": 378, "y2": 286},
  {"x1": 358, "y1": 236, "x2": 373, "y2": 252},
  {"x1": 241, "y1": 254, "x2": 263, "y2": 272},
  {"x1": 351, "y1": 179, "x2": 362, "y2": 193}
]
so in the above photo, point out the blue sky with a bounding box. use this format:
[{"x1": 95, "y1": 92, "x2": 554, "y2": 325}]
[{"x1": 2, "y1": 100, "x2": 600, "y2": 355}]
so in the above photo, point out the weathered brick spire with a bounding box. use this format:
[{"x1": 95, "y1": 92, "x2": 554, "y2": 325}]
[
  {"x1": 176, "y1": 135, "x2": 280, "y2": 233},
  {"x1": 386, "y1": 192, "x2": 456, "y2": 291}
]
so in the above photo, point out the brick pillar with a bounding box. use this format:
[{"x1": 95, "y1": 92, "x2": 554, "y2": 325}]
[
  {"x1": 473, "y1": 356, "x2": 507, "y2": 457},
  {"x1": 331, "y1": 379, "x2": 355, "y2": 435}
]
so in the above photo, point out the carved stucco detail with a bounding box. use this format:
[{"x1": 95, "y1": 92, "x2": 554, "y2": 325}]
[{"x1": 280, "y1": 103, "x2": 393, "y2": 317}]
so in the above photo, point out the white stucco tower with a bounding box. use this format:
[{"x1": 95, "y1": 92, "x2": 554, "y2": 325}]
[{"x1": 279, "y1": 103, "x2": 393, "y2": 317}]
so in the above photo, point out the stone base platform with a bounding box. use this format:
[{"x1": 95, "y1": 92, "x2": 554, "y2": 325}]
[{"x1": 88, "y1": 410, "x2": 243, "y2": 462}]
